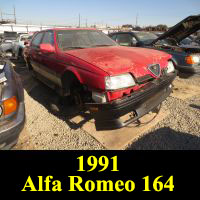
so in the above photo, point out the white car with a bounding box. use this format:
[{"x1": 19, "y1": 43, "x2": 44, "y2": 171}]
[{"x1": 12, "y1": 34, "x2": 29, "y2": 59}]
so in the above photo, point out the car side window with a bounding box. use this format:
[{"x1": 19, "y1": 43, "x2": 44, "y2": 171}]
[
  {"x1": 116, "y1": 34, "x2": 133, "y2": 46},
  {"x1": 111, "y1": 34, "x2": 117, "y2": 41},
  {"x1": 42, "y1": 31, "x2": 54, "y2": 45},
  {"x1": 31, "y1": 32, "x2": 44, "y2": 47}
]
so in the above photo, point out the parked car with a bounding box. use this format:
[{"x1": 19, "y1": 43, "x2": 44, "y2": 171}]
[
  {"x1": 25, "y1": 28, "x2": 176, "y2": 131},
  {"x1": 180, "y1": 35, "x2": 199, "y2": 47},
  {"x1": 109, "y1": 31, "x2": 158, "y2": 46},
  {"x1": 0, "y1": 31, "x2": 18, "y2": 57},
  {"x1": 23, "y1": 34, "x2": 36, "y2": 63},
  {"x1": 109, "y1": 15, "x2": 200, "y2": 74},
  {"x1": 0, "y1": 52, "x2": 25, "y2": 149},
  {"x1": 12, "y1": 33, "x2": 29, "y2": 60}
]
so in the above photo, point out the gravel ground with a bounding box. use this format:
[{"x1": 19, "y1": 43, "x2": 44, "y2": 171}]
[
  {"x1": 14, "y1": 62, "x2": 104, "y2": 150},
  {"x1": 13, "y1": 62, "x2": 200, "y2": 150},
  {"x1": 127, "y1": 74, "x2": 200, "y2": 150}
]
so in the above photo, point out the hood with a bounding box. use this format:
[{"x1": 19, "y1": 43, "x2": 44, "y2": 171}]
[
  {"x1": 152, "y1": 15, "x2": 200, "y2": 44},
  {"x1": 65, "y1": 46, "x2": 171, "y2": 77}
]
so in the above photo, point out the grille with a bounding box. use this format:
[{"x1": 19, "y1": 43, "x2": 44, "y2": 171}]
[{"x1": 136, "y1": 75, "x2": 154, "y2": 84}]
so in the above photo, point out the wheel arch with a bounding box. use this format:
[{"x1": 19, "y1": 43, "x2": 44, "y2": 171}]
[
  {"x1": 61, "y1": 67, "x2": 83, "y2": 92},
  {"x1": 170, "y1": 57, "x2": 178, "y2": 68}
]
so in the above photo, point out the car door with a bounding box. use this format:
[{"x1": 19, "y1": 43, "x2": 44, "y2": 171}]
[
  {"x1": 29, "y1": 32, "x2": 44, "y2": 74},
  {"x1": 39, "y1": 31, "x2": 61, "y2": 86}
]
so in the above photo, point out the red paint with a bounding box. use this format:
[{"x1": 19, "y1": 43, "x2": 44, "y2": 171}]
[
  {"x1": 27, "y1": 28, "x2": 172, "y2": 102},
  {"x1": 65, "y1": 46, "x2": 171, "y2": 77}
]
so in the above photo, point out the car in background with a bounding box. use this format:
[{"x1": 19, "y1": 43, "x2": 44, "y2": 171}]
[
  {"x1": 23, "y1": 33, "x2": 36, "y2": 63},
  {"x1": 109, "y1": 15, "x2": 200, "y2": 74},
  {"x1": 12, "y1": 33, "x2": 29, "y2": 60},
  {"x1": 0, "y1": 31, "x2": 18, "y2": 57},
  {"x1": 193, "y1": 35, "x2": 200, "y2": 46},
  {"x1": 109, "y1": 31, "x2": 158, "y2": 47},
  {"x1": 25, "y1": 28, "x2": 176, "y2": 131},
  {"x1": 0, "y1": 52, "x2": 25, "y2": 149},
  {"x1": 180, "y1": 35, "x2": 199, "y2": 47}
]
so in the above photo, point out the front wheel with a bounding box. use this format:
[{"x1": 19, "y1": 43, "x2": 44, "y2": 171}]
[{"x1": 69, "y1": 86, "x2": 84, "y2": 110}]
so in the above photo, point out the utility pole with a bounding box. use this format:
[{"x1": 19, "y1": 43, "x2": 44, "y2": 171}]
[
  {"x1": 13, "y1": 6, "x2": 16, "y2": 24},
  {"x1": 85, "y1": 19, "x2": 88, "y2": 27},
  {"x1": 78, "y1": 13, "x2": 81, "y2": 27},
  {"x1": 0, "y1": 6, "x2": 16, "y2": 24},
  {"x1": 0, "y1": 9, "x2": 3, "y2": 21},
  {"x1": 136, "y1": 13, "x2": 139, "y2": 27}
]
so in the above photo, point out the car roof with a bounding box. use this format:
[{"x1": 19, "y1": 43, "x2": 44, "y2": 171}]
[
  {"x1": 110, "y1": 31, "x2": 133, "y2": 34},
  {"x1": 109, "y1": 31, "x2": 153, "y2": 35},
  {"x1": 40, "y1": 28, "x2": 97, "y2": 32}
]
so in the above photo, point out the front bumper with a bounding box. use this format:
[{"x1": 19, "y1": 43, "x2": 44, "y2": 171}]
[
  {"x1": 87, "y1": 72, "x2": 177, "y2": 131},
  {"x1": 177, "y1": 65, "x2": 200, "y2": 74},
  {"x1": 0, "y1": 102, "x2": 25, "y2": 150}
]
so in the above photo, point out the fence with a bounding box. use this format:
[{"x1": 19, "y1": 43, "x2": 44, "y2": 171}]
[{"x1": 0, "y1": 23, "x2": 69, "y2": 34}]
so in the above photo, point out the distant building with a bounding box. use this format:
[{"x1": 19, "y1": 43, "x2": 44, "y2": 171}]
[{"x1": 0, "y1": 20, "x2": 14, "y2": 25}]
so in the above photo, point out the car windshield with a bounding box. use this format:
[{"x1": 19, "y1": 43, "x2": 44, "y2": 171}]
[
  {"x1": 135, "y1": 32, "x2": 158, "y2": 44},
  {"x1": 181, "y1": 37, "x2": 192, "y2": 45},
  {"x1": 20, "y1": 35, "x2": 29, "y2": 41},
  {"x1": 27, "y1": 35, "x2": 33, "y2": 40},
  {"x1": 56, "y1": 30, "x2": 117, "y2": 50}
]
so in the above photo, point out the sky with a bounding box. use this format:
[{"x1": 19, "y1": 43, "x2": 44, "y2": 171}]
[{"x1": 0, "y1": 0, "x2": 200, "y2": 27}]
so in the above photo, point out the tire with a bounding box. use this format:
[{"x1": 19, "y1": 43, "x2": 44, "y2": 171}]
[{"x1": 70, "y1": 86, "x2": 84, "y2": 107}]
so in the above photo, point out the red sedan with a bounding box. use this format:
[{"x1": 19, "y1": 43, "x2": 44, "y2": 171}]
[{"x1": 25, "y1": 28, "x2": 177, "y2": 130}]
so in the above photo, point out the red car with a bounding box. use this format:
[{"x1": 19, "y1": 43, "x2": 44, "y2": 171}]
[{"x1": 25, "y1": 28, "x2": 177, "y2": 130}]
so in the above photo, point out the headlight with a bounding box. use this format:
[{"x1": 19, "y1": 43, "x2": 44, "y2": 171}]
[
  {"x1": 186, "y1": 55, "x2": 200, "y2": 65},
  {"x1": 166, "y1": 61, "x2": 175, "y2": 73},
  {"x1": 105, "y1": 73, "x2": 136, "y2": 90}
]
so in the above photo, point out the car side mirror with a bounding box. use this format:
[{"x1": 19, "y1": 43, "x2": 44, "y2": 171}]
[{"x1": 40, "y1": 44, "x2": 55, "y2": 53}]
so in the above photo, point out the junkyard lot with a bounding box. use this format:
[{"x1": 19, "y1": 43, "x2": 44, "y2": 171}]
[{"x1": 13, "y1": 61, "x2": 200, "y2": 150}]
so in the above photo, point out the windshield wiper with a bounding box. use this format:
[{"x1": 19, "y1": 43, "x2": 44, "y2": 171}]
[
  {"x1": 62, "y1": 46, "x2": 87, "y2": 50},
  {"x1": 92, "y1": 44, "x2": 114, "y2": 47}
]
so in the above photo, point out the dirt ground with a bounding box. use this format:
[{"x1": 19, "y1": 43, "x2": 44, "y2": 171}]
[{"x1": 13, "y1": 61, "x2": 200, "y2": 150}]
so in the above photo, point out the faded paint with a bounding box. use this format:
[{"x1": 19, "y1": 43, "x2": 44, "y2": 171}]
[{"x1": 65, "y1": 46, "x2": 171, "y2": 77}]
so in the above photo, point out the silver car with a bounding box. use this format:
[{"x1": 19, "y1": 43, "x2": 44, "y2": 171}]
[{"x1": 12, "y1": 34, "x2": 29, "y2": 60}]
